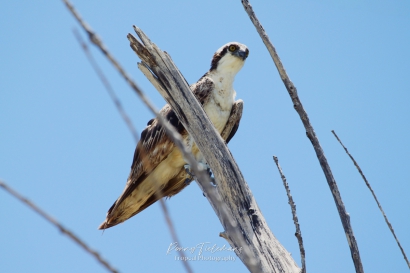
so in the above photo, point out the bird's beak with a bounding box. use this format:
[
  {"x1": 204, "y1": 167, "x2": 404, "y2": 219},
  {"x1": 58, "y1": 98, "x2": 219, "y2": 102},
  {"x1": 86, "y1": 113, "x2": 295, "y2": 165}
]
[{"x1": 235, "y1": 49, "x2": 249, "y2": 60}]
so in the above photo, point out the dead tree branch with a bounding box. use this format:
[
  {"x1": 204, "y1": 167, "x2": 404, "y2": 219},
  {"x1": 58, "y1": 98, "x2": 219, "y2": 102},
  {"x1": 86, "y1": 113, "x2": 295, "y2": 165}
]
[
  {"x1": 65, "y1": 1, "x2": 255, "y2": 272},
  {"x1": 128, "y1": 26, "x2": 300, "y2": 273},
  {"x1": 65, "y1": 0, "x2": 300, "y2": 271},
  {"x1": 72, "y1": 28, "x2": 139, "y2": 142},
  {"x1": 71, "y1": 23, "x2": 194, "y2": 273},
  {"x1": 241, "y1": 1, "x2": 364, "y2": 272},
  {"x1": 0, "y1": 180, "x2": 119, "y2": 273},
  {"x1": 331, "y1": 130, "x2": 410, "y2": 268},
  {"x1": 273, "y1": 156, "x2": 306, "y2": 273}
]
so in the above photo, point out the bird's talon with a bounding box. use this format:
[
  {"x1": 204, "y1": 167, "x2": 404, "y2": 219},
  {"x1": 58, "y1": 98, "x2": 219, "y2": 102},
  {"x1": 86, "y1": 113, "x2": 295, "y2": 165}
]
[
  {"x1": 184, "y1": 178, "x2": 192, "y2": 185},
  {"x1": 210, "y1": 177, "x2": 216, "y2": 187},
  {"x1": 184, "y1": 164, "x2": 195, "y2": 180}
]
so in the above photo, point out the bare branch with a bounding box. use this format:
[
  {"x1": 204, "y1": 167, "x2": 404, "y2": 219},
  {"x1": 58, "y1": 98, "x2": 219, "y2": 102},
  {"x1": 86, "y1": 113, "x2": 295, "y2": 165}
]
[
  {"x1": 63, "y1": 1, "x2": 201, "y2": 192},
  {"x1": 63, "y1": 0, "x2": 159, "y2": 118},
  {"x1": 0, "y1": 180, "x2": 119, "y2": 273},
  {"x1": 241, "y1": 1, "x2": 364, "y2": 272},
  {"x1": 273, "y1": 156, "x2": 306, "y2": 273},
  {"x1": 64, "y1": 1, "x2": 300, "y2": 272},
  {"x1": 70, "y1": 22, "x2": 193, "y2": 273},
  {"x1": 72, "y1": 28, "x2": 139, "y2": 142},
  {"x1": 331, "y1": 130, "x2": 410, "y2": 269},
  {"x1": 159, "y1": 199, "x2": 194, "y2": 273},
  {"x1": 63, "y1": 1, "x2": 262, "y2": 271},
  {"x1": 128, "y1": 27, "x2": 300, "y2": 273}
]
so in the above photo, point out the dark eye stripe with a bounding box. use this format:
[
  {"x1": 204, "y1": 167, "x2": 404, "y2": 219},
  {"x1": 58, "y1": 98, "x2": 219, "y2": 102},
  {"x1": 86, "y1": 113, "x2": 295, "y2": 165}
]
[
  {"x1": 210, "y1": 46, "x2": 228, "y2": 71},
  {"x1": 210, "y1": 43, "x2": 247, "y2": 71}
]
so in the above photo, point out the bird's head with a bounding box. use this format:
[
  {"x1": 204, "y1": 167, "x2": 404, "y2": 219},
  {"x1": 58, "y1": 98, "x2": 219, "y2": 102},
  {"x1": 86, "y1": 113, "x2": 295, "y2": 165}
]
[{"x1": 210, "y1": 42, "x2": 249, "y2": 74}]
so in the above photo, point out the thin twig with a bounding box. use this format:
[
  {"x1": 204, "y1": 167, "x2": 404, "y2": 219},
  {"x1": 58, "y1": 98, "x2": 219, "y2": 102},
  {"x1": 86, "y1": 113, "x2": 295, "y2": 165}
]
[
  {"x1": 72, "y1": 28, "x2": 139, "y2": 142},
  {"x1": 0, "y1": 180, "x2": 119, "y2": 273},
  {"x1": 64, "y1": 1, "x2": 297, "y2": 272},
  {"x1": 63, "y1": 0, "x2": 240, "y2": 264},
  {"x1": 241, "y1": 1, "x2": 364, "y2": 272},
  {"x1": 129, "y1": 27, "x2": 302, "y2": 273},
  {"x1": 159, "y1": 198, "x2": 194, "y2": 272},
  {"x1": 63, "y1": 0, "x2": 161, "y2": 123},
  {"x1": 70, "y1": 21, "x2": 194, "y2": 273},
  {"x1": 273, "y1": 156, "x2": 306, "y2": 273},
  {"x1": 63, "y1": 0, "x2": 198, "y2": 183},
  {"x1": 331, "y1": 130, "x2": 410, "y2": 269}
]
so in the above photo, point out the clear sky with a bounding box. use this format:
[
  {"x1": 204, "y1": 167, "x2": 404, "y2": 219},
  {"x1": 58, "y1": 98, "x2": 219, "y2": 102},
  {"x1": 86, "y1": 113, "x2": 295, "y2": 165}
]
[{"x1": 1, "y1": 1, "x2": 409, "y2": 272}]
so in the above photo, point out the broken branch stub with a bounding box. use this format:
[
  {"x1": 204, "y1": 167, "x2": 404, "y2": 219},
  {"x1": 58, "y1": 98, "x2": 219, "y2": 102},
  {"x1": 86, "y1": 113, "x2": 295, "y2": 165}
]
[{"x1": 128, "y1": 26, "x2": 300, "y2": 273}]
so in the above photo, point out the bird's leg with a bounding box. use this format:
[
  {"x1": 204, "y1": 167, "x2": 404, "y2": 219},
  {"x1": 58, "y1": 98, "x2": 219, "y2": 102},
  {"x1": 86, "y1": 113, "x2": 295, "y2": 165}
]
[{"x1": 184, "y1": 164, "x2": 194, "y2": 185}]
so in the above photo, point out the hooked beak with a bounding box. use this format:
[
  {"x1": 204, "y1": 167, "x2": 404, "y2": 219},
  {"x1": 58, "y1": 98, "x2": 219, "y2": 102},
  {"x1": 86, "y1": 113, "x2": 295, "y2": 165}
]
[{"x1": 234, "y1": 49, "x2": 249, "y2": 60}]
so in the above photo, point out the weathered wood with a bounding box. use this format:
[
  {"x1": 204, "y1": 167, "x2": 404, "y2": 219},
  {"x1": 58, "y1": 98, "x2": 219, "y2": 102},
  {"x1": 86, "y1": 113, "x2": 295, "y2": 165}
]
[
  {"x1": 128, "y1": 27, "x2": 300, "y2": 273},
  {"x1": 241, "y1": 1, "x2": 364, "y2": 272},
  {"x1": 273, "y1": 156, "x2": 306, "y2": 273}
]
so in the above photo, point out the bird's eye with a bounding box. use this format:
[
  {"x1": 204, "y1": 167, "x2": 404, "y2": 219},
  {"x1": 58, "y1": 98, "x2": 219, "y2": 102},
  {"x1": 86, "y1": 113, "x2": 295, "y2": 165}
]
[{"x1": 228, "y1": 45, "x2": 237, "y2": 52}]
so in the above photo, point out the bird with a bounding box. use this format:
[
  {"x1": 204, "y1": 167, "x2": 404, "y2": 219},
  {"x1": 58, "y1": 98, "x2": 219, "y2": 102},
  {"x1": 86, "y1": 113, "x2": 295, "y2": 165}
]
[{"x1": 98, "y1": 42, "x2": 249, "y2": 229}]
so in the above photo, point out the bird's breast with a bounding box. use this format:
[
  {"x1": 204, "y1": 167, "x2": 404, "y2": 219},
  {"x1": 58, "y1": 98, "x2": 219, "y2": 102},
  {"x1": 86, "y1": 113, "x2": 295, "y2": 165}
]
[{"x1": 203, "y1": 95, "x2": 233, "y2": 133}]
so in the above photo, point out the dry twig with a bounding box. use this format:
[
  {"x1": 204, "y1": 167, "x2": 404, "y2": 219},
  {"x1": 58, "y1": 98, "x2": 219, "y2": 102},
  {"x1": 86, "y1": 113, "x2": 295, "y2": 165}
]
[
  {"x1": 70, "y1": 23, "x2": 193, "y2": 273},
  {"x1": 63, "y1": 1, "x2": 262, "y2": 271},
  {"x1": 241, "y1": 1, "x2": 364, "y2": 272},
  {"x1": 65, "y1": 1, "x2": 301, "y2": 272},
  {"x1": 72, "y1": 28, "x2": 139, "y2": 142},
  {"x1": 0, "y1": 180, "x2": 119, "y2": 273},
  {"x1": 273, "y1": 156, "x2": 306, "y2": 273},
  {"x1": 331, "y1": 130, "x2": 410, "y2": 269},
  {"x1": 128, "y1": 27, "x2": 300, "y2": 273},
  {"x1": 66, "y1": 1, "x2": 256, "y2": 272}
]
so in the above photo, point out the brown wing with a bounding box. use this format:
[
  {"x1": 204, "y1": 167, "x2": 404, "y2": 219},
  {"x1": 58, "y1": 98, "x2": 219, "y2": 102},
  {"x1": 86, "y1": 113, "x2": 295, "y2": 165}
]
[
  {"x1": 191, "y1": 74, "x2": 214, "y2": 105},
  {"x1": 100, "y1": 76, "x2": 215, "y2": 228},
  {"x1": 104, "y1": 105, "x2": 184, "y2": 219},
  {"x1": 221, "y1": 99, "x2": 243, "y2": 143},
  {"x1": 152, "y1": 99, "x2": 244, "y2": 202},
  {"x1": 127, "y1": 169, "x2": 188, "y2": 217}
]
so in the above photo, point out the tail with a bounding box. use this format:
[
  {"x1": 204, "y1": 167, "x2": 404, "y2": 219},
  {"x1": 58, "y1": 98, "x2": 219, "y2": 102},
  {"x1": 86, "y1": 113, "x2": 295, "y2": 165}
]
[
  {"x1": 98, "y1": 201, "x2": 121, "y2": 230},
  {"x1": 97, "y1": 167, "x2": 190, "y2": 230},
  {"x1": 98, "y1": 219, "x2": 119, "y2": 230}
]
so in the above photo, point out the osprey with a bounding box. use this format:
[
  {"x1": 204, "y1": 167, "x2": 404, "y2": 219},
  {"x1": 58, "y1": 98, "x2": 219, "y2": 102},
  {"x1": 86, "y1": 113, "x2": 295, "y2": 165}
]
[{"x1": 99, "y1": 42, "x2": 249, "y2": 229}]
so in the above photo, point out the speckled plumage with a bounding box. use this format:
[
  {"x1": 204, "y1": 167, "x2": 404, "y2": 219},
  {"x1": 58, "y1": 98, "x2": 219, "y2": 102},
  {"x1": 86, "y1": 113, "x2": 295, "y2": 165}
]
[{"x1": 99, "y1": 42, "x2": 249, "y2": 229}]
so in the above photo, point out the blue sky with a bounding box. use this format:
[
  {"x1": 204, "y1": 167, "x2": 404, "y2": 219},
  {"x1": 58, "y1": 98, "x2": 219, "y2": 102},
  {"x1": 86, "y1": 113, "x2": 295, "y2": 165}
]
[{"x1": 1, "y1": 1, "x2": 409, "y2": 272}]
